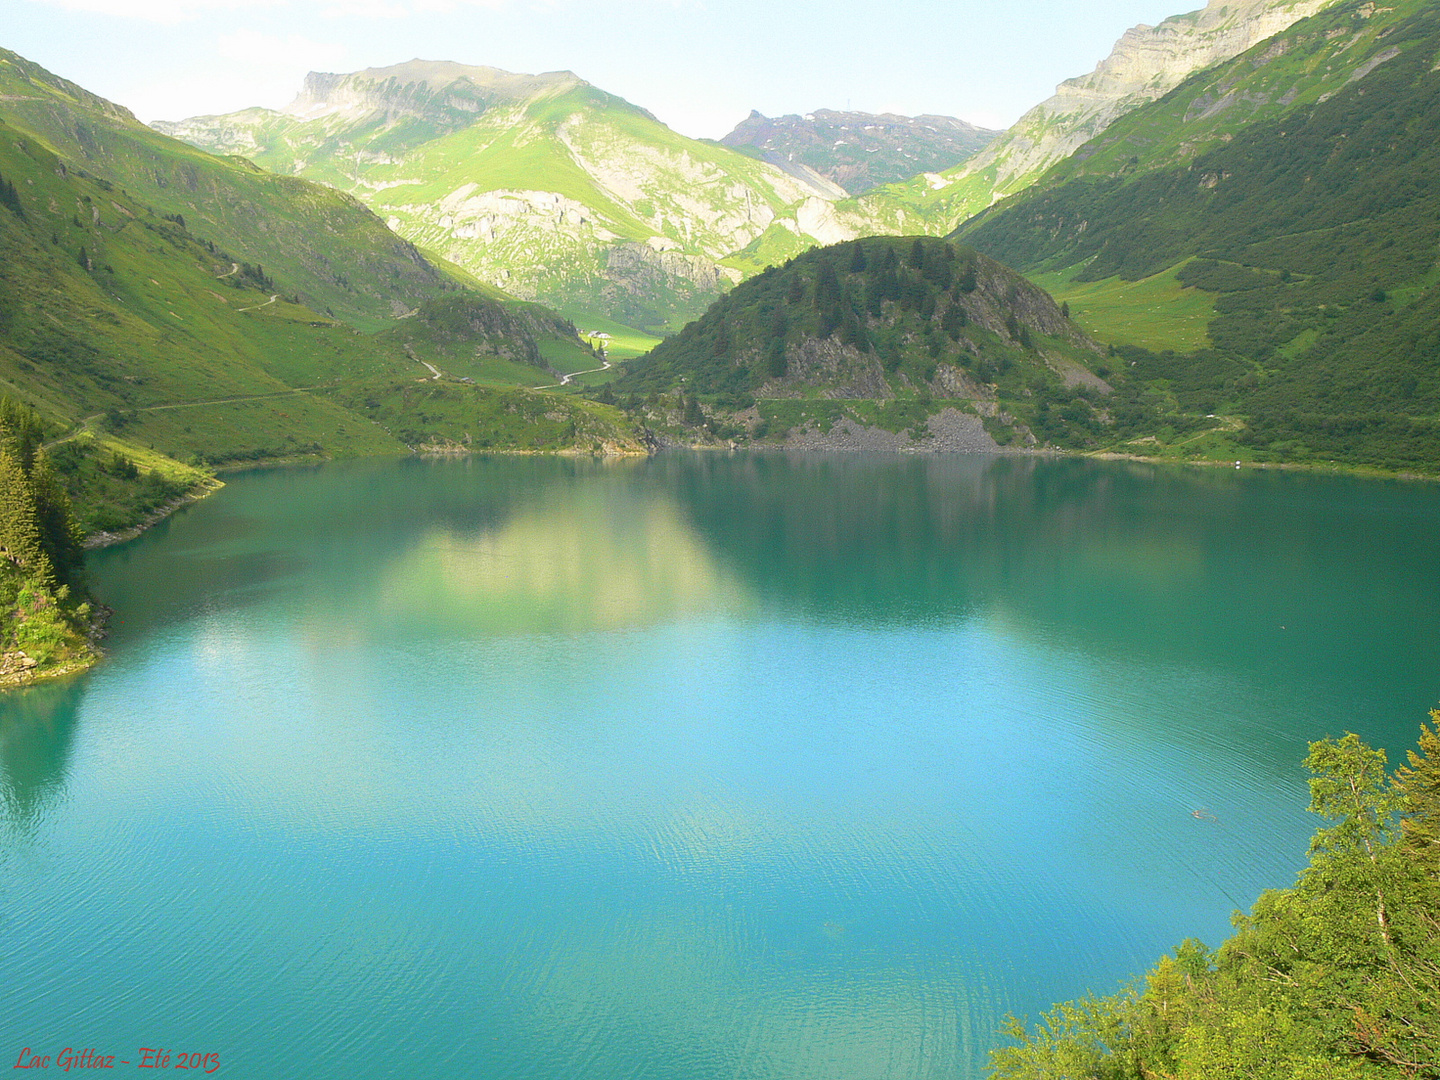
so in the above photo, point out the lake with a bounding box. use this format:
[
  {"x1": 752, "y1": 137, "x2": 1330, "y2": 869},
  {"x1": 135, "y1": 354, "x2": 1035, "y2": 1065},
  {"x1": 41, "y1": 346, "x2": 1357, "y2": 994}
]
[{"x1": 3, "y1": 453, "x2": 1438, "y2": 1078}]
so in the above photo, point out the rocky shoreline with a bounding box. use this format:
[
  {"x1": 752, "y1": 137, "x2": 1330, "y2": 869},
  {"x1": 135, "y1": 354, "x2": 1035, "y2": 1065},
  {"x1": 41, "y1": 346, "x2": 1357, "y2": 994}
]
[{"x1": 780, "y1": 407, "x2": 1014, "y2": 454}]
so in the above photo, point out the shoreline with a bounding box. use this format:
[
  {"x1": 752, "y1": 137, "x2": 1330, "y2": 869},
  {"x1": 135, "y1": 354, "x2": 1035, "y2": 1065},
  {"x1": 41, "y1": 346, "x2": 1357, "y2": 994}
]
[
  {"x1": 0, "y1": 652, "x2": 95, "y2": 691},
  {"x1": 83, "y1": 477, "x2": 226, "y2": 551},
  {"x1": 0, "y1": 606, "x2": 110, "y2": 692},
  {"x1": 658, "y1": 438, "x2": 1438, "y2": 482},
  {"x1": 1085, "y1": 450, "x2": 1440, "y2": 483}
]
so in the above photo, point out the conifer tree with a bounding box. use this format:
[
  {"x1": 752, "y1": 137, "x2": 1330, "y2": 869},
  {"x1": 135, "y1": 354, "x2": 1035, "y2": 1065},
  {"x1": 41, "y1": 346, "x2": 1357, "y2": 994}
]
[
  {"x1": 765, "y1": 339, "x2": 787, "y2": 379},
  {"x1": 958, "y1": 257, "x2": 978, "y2": 293},
  {"x1": 29, "y1": 449, "x2": 83, "y2": 585},
  {"x1": 0, "y1": 442, "x2": 53, "y2": 584},
  {"x1": 814, "y1": 260, "x2": 842, "y2": 308},
  {"x1": 0, "y1": 173, "x2": 23, "y2": 217},
  {"x1": 1394, "y1": 711, "x2": 1440, "y2": 873}
]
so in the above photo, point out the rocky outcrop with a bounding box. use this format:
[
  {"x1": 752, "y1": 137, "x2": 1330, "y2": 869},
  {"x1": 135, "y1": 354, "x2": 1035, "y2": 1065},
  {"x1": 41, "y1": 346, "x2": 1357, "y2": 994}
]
[
  {"x1": 757, "y1": 337, "x2": 895, "y2": 400},
  {"x1": 603, "y1": 241, "x2": 740, "y2": 298},
  {"x1": 988, "y1": 0, "x2": 1338, "y2": 186},
  {"x1": 781, "y1": 408, "x2": 1005, "y2": 453}
]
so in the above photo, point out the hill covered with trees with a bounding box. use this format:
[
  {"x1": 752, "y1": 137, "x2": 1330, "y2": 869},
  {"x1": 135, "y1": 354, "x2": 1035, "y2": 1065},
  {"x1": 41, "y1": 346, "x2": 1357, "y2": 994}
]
[{"x1": 613, "y1": 235, "x2": 1120, "y2": 450}]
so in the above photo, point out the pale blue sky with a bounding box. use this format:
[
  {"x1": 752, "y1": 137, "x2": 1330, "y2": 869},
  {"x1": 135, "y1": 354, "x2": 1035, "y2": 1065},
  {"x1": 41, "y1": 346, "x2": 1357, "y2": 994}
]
[{"x1": 8, "y1": 0, "x2": 1197, "y2": 138}]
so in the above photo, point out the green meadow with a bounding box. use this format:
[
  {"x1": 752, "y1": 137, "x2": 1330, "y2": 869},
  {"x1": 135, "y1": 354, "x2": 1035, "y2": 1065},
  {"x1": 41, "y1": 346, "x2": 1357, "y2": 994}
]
[{"x1": 1029, "y1": 262, "x2": 1216, "y2": 352}]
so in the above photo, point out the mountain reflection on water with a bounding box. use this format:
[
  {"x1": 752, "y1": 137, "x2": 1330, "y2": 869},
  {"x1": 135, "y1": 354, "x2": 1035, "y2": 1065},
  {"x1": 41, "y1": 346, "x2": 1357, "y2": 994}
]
[{"x1": 2, "y1": 453, "x2": 1437, "y2": 1080}]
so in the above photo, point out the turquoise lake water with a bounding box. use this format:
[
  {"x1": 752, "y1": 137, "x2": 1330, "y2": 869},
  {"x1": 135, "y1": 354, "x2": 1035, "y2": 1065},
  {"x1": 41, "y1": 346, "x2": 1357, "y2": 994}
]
[{"x1": 3, "y1": 453, "x2": 1439, "y2": 1078}]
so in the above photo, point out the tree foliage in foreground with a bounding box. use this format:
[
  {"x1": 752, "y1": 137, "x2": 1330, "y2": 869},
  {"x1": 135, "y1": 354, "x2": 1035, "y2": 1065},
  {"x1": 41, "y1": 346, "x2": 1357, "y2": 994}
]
[
  {"x1": 0, "y1": 399, "x2": 92, "y2": 669},
  {"x1": 991, "y1": 718, "x2": 1440, "y2": 1080}
]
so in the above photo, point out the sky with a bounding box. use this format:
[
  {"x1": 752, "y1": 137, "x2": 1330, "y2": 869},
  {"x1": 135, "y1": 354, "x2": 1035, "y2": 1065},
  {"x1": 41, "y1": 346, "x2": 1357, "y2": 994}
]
[{"x1": 8, "y1": 0, "x2": 1201, "y2": 138}]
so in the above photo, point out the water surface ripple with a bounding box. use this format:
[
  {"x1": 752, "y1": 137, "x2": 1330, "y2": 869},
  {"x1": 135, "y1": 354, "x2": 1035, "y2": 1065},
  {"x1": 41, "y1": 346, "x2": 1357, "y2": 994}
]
[{"x1": 3, "y1": 453, "x2": 1438, "y2": 1079}]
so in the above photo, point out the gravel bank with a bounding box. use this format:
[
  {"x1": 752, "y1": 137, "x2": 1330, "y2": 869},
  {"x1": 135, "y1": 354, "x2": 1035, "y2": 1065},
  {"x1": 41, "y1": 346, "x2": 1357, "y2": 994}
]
[{"x1": 782, "y1": 407, "x2": 1009, "y2": 453}]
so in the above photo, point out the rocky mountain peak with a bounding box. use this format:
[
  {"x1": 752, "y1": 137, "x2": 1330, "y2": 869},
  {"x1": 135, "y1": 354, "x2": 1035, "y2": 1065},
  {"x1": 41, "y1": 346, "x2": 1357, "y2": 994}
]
[
  {"x1": 721, "y1": 108, "x2": 999, "y2": 194},
  {"x1": 283, "y1": 60, "x2": 585, "y2": 124},
  {"x1": 919, "y1": 0, "x2": 1343, "y2": 221}
]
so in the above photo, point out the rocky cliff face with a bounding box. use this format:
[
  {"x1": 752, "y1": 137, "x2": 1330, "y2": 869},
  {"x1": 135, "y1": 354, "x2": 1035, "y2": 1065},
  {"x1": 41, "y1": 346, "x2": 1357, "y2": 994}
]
[
  {"x1": 721, "y1": 109, "x2": 998, "y2": 194},
  {"x1": 281, "y1": 61, "x2": 582, "y2": 124},
  {"x1": 847, "y1": 0, "x2": 1343, "y2": 233},
  {"x1": 981, "y1": 0, "x2": 1340, "y2": 194}
]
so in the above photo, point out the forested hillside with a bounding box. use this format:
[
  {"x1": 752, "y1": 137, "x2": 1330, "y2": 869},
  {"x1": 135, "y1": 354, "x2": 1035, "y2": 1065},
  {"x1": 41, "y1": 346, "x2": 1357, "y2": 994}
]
[
  {"x1": 959, "y1": 0, "x2": 1440, "y2": 470},
  {"x1": 614, "y1": 236, "x2": 1118, "y2": 449}
]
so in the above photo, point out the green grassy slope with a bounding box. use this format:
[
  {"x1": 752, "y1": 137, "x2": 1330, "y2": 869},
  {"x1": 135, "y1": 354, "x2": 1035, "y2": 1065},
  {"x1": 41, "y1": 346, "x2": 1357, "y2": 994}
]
[
  {"x1": 0, "y1": 47, "x2": 447, "y2": 330},
  {"x1": 956, "y1": 0, "x2": 1440, "y2": 471},
  {"x1": 0, "y1": 117, "x2": 421, "y2": 460},
  {"x1": 0, "y1": 108, "x2": 647, "y2": 499},
  {"x1": 156, "y1": 64, "x2": 846, "y2": 331}
]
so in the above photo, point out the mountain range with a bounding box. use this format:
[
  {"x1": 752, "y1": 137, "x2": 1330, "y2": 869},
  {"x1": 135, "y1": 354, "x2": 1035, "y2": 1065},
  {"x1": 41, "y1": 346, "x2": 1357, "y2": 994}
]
[
  {"x1": 0, "y1": 46, "x2": 647, "y2": 540},
  {"x1": 157, "y1": 2, "x2": 1343, "y2": 337},
  {"x1": 719, "y1": 109, "x2": 999, "y2": 195},
  {"x1": 844, "y1": 0, "x2": 1346, "y2": 237},
  {"x1": 156, "y1": 62, "x2": 852, "y2": 331},
  {"x1": 0, "y1": 0, "x2": 1434, "y2": 493}
]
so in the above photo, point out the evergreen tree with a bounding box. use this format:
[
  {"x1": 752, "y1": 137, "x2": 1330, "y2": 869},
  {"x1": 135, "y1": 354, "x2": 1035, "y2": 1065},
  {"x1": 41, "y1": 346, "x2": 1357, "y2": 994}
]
[
  {"x1": 765, "y1": 339, "x2": 788, "y2": 379},
  {"x1": 942, "y1": 301, "x2": 969, "y2": 340},
  {"x1": 768, "y1": 305, "x2": 788, "y2": 342},
  {"x1": 814, "y1": 260, "x2": 842, "y2": 308},
  {"x1": 0, "y1": 442, "x2": 53, "y2": 584},
  {"x1": 848, "y1": 241, "x2": 868, "y2": 274},
  {"x1": 865, "y1": 280, "x2": 884, "y2": 320},
  {"x1": 1394, "y1": 711, "x2": 1440, "y2": 872},
  {"x1": 0, "y1": 173, "x2": 23, "y2": 218},
  {"x1": 908, "y1": 237, "x2": 926, "y2": 269},
  {"x1": 958, "y1": 257, "x2": 978, "y2": 293},
  {"x1": 29, "y1": 450, "x2": 83, "y2": 586}
]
